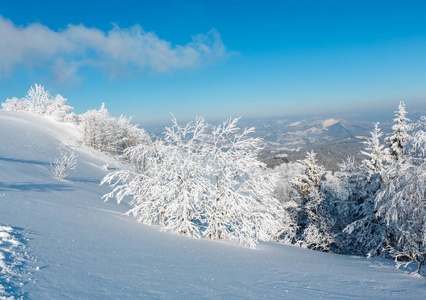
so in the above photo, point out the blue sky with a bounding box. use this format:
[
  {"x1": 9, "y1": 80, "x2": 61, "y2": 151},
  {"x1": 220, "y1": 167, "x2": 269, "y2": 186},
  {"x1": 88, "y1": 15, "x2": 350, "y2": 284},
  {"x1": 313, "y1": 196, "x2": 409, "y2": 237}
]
[{"x1": 0, "y1": 0, "x2": 425, "y2": 124}]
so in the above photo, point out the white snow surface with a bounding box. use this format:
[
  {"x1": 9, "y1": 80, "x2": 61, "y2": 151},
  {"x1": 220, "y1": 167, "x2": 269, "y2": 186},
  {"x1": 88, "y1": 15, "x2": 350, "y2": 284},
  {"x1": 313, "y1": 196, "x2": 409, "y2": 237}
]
[
  {"x1": 0, "y1": 225, "x2": 29, "y2": 299},
  {"x1": 0, "y1": 110, "x2": 425, "y2": 299}
]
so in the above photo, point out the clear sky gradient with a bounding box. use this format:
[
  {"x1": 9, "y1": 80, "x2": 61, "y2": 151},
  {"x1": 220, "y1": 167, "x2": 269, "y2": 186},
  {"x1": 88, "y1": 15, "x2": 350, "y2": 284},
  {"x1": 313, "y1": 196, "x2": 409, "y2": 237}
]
[{"x1": 0, "y1": 0, "x2": 425, "y2": 124}]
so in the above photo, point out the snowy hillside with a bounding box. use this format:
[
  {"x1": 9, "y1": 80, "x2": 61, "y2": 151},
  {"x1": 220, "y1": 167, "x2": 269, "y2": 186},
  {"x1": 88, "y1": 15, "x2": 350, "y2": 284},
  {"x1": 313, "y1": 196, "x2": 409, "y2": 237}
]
[{"x1": 1, "y1": 110, "x2": 425, "y2": 299}]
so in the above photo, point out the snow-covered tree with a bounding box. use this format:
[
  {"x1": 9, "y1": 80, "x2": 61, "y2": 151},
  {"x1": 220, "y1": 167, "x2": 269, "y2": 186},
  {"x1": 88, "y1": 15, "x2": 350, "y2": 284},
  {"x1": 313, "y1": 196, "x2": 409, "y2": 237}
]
[
  {"x1": 201, "y1": 118, "x2": 284, "y2": 247},
  {"x1": 409, "y1": 116, "x2": 426, "y2": 159},
  {"x1": 1, "y1": 97, "x2": 29, "y2": 111},
  {"x1": 340, "y1": 123, "x2": 392, "y2": 255},
  {"x1": 51, "y1": 150, "x2": 77, "y2": 180},
  {"x1": 271, "y1": 163, "x2": 303, "y2": 204},
  {"x1": 288, "y1": 151, "x2": 333, "y2": 250},
  {"x1": 317, "y1": 158, "x2": 364, "y2": 253},
  {"x1": 292, "y1": 151, "x2": 324, "y2": 198},
  {"x1": 46, "y1": 94, "x2": 76, "y2": 122},
  {"x1": 341, "y1": 157, "x2": 388, "y2": 256},
  {"x1": 270, "y1": 163, "x2": 302, "y2": 243},
  {"x1": 26, "y1": 84, "x2": 51, "y2": 114},
  {"x1": 370, "y1": 114, "x2": 426, "y2": 274},
  {"x1": 361, "y1": 123, "x2": 390, "y2": 176},
  {"x1": 102, "y1": 116, "x2": 284, "y2": 248},
  {"x1": 376, "y1": 159, "x2": 426, "y2": 275},
  {"x1": 105, "y1": 117, "x2": 209, "y2": 236},
  {"x1": 389, "y1": 101, "x2": 411, "y2": 161},
  {"x1": 114, "y1": 115, "x2": 151, "y2": 154},
  {"x1": 299, "y1": 188, "x2": 335, "y2": 251}
]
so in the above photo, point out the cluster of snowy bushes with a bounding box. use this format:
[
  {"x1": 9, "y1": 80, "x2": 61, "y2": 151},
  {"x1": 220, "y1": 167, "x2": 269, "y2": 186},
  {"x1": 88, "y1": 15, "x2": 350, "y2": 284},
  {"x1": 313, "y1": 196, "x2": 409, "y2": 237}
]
[
  {"x1": 2, "y1": 84, "x2": 149, "y2": 159},
  {"x1": 2, "y1": 84, "x2": 77, "y2": 122},
  {"x1": 275, "y1": 102, "x2": 426, "y2": 274},
  {"x1": 80, "y1": 103, "x2": 150, "y2": 155}
]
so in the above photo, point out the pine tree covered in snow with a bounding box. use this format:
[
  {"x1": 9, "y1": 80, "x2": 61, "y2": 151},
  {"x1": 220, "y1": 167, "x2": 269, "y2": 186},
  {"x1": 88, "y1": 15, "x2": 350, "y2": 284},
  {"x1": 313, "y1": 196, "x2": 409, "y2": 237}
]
[
  {"x1": 376, "y1": 159, "x2": 426, "y2": 274},
  {"x1": 342, "y1": 160, "x2": 388, "y2": 257},
  {"x1": 343, "y1": 103, "x2": 426, "y2": 273},
  {"x1": 102, "y1": 116, "x2": 284, "y2": 248},
  {"x1": 292, "y1": 151, "x2": 324, "y2": 198},
  {"x1": 409, "y1": 116, "x2": 426, "y2": 159},
  {"x1": 373, "y1": 114, "x2": 426, "y2": 274},
  {"x1": 389, "y1": 101, "x2": 411, "y2": 161},
  {"x1": 288, "y1": 151, "x2": 335, "y2": 250},
  {"x1": 299, "y1": 188, "x2": 335, "y2": 251},
  {"x1": 319, "y1": 158, "x2": 368, "y2": 254},
  {"x1": 338, "y1": 123, "x2": 392, "y2": 256},
  {"x1": 361, "y1": 122, "x2": 390, "y2": 176}
]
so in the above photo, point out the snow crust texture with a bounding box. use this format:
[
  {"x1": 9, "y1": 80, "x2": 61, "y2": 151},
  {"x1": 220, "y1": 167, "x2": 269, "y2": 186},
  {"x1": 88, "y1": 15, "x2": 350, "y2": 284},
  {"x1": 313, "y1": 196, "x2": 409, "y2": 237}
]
[{"x1": 0, "y1": 225, "x2": 30, "y2": 299}]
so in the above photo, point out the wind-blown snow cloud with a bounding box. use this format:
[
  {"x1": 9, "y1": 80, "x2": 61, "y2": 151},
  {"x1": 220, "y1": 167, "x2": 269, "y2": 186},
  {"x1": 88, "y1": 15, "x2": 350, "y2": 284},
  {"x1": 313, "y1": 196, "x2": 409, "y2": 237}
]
[{"x1": 0, "y1": 16, "x2": 227, "y2": 82}]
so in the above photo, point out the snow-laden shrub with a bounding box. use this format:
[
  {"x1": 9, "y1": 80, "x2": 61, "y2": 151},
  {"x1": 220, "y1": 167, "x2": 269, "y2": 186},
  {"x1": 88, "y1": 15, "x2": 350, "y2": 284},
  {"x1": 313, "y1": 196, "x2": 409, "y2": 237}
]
[
  {"x1": 1, "y1": 84, "x2": 77, "y2": 122},
  {"x1": 1, "y1": 96, "x2": 29, "y2": 111},
  {"x1": 102, "y1": 116, "x2": 285, "y2": 248},
  {"x1": 51, "y1": 150, "x2": 77, "y2": 180}
]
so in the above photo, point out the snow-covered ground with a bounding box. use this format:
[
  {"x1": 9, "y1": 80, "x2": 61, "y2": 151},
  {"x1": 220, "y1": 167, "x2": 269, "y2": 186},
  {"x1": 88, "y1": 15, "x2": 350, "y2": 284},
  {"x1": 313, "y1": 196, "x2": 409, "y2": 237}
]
[{"x1": 0, "y1": 110, "x2": 425, "y2": 299}]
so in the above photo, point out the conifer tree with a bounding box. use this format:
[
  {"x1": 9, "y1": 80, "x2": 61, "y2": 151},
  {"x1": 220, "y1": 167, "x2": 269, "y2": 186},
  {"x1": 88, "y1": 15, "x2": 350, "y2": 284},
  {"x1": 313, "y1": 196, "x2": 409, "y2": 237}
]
[
  {"x1": 292, "y1": 151, "x2": 324, "y2": 198},
  {"x1": 361, "y1": 122, "x2": 390, "y2": 176},
  {"x1": 389, "y1": 101, "x2": 410, "y2": 161},
  {"x1": 376, "y1": 159, "x2": 426, "y2": 275},
  {"x1": 291, "y1": 151, "x2": 331, "y2": 250}
]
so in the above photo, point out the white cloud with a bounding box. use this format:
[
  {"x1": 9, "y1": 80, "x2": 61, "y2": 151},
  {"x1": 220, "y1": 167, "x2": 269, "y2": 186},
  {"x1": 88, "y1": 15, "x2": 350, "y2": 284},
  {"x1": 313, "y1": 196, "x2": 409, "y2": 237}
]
[{"x1": 0, "y1": 16, "x2": 227, "y2": 81}]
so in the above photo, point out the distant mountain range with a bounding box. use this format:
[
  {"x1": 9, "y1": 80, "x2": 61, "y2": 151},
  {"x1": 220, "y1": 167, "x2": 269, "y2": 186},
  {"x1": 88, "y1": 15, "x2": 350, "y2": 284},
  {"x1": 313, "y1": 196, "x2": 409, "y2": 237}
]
[
  {"x1": 142, "y1": 109, "x2": 426, "y2": 171},
  {"x1": 236, "y1": 117, "x2": 373, "y2": 170},
  {"x1": 237, "y1": 108, "x2": 426, "y2": 170}
]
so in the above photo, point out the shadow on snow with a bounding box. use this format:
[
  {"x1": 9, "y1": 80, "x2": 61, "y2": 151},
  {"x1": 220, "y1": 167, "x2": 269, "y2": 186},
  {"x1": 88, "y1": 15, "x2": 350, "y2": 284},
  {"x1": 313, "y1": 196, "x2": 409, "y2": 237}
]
[
  {"x1": 0, "y1": 156, "x2": 50, "y2": 166},
  {"x1": 0, "y1": 182, "x2": 72, "y2": 192},
  {"x1": 67, "y1": 177, "x2": 100, "y2": 184}
]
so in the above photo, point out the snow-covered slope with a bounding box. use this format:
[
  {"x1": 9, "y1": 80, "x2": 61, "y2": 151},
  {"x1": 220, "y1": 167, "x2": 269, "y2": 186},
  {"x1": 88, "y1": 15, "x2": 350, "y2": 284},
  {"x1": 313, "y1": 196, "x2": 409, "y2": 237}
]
[{"x1": 0, "y1": 110, "x2": 425, "y2": 299}]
